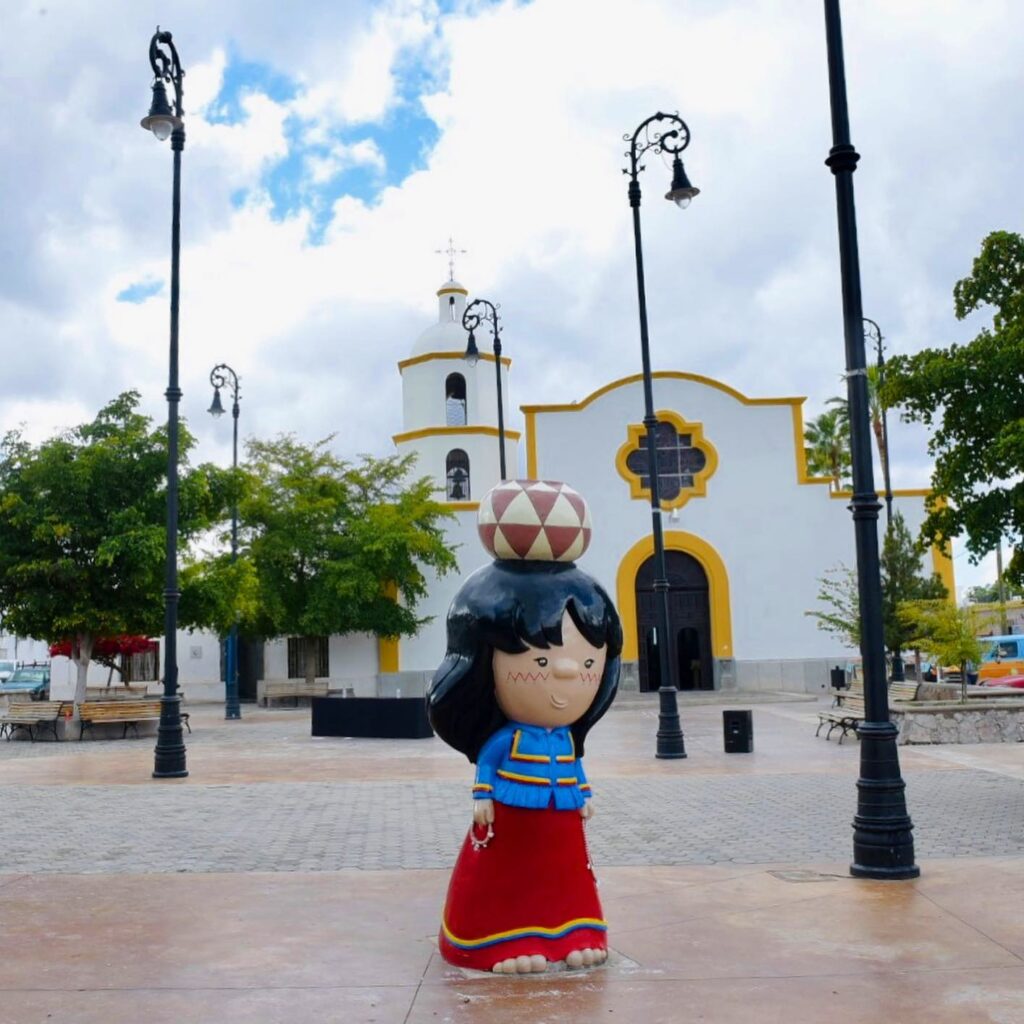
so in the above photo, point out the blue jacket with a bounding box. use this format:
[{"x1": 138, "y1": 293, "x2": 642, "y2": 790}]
[{"x1": 473, "y1": 721, "x2": 591, "y2": 810}]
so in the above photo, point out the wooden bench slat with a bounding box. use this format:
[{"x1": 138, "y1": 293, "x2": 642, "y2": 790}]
[
  {"x1": 79, "y1": 699, "x2": 189, "y2": 738},
  {"x1": 0, "y1": 701, "x2": 69, "y2": 742},
  {"x1": 817, "y1": 680, "x2": 921, "y2": 742}
]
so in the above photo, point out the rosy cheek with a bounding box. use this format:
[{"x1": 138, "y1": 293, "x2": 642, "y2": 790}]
[
  {"x1": 505, "y1": 670, "x2": 550, "y2": 684},
  {"x1": 580, "y1": 671, "x2": 600, "y2": 684}
]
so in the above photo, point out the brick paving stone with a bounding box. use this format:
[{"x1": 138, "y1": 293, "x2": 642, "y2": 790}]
[
  {"x1": 2, "y1": 699, "x2": 1023, "y2": 876},
  {"x1": 0, "y1": 769, "x2": 1022, "y2": 874}
]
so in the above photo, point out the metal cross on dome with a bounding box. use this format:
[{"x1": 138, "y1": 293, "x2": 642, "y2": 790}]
[{"x1": 435, "y1": 236, "x2": 467, "y2": 281}]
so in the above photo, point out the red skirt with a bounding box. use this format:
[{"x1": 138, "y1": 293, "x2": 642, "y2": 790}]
[{"x1": 438, "y1": 802, "x2": 607, "y2": 970}]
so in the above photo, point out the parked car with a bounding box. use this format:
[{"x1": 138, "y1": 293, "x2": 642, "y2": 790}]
[
  {"x1": 0, "y1": 660, "x2": 18, "y2": 684},
  {"x1": 980, "y1": 674, "x2": 1024, "y2": 689},
  {"x1": 976, "y1": 635, "x2": 1024, "y2": 683},
  {"x1": 0, "y1": 666, "x2": 51, "y2": 701}
]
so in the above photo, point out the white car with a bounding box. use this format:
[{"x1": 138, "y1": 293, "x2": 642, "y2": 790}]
[{"x1": 0, "y1": 660, "x2": 18, "y2": 684}]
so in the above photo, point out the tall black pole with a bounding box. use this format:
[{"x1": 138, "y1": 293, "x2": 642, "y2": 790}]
[
  {"x1": 209, "y1": 363, "x2": 242, "y2": 719},
  {"x1": 823, "y1": 1, "x2": 917, "y2": 877},
  {"x1": 624, "y1": 112, "x2": 698, "y2": 759},
  {"x1": 144, "y1": 30, "x2": 188, "y2": 778},
  {"x1": 463, "y1": 299, "x2": 507, "y2": 481}
]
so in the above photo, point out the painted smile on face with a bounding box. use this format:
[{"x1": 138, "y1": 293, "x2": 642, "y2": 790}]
[{"x1": 492, "y1": 610, "x2": 607, "y2": 728}]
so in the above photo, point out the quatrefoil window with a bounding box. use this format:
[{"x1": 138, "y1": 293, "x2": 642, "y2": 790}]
[{"x1": 615, "y1": 411, "x2": 718, "y2": 510}]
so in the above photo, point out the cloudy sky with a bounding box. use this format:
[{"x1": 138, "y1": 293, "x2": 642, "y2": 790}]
[{"x1": 2, "y1": 0, "x2": 1021, "y2": 595}]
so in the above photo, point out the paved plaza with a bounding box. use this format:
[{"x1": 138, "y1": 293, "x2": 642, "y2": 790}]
[{"x1": 2, "y1": 694, "x2": 1024, "y2": 1022}]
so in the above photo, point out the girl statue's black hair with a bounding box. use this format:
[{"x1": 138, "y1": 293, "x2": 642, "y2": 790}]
[{"x1": 426, "y1": 560, "x2": 622, "y2": 763}]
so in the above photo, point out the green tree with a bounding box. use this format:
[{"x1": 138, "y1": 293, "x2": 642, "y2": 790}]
[
  {"x1": 805, "y1": 564, "x2": 860, "y2": 648},
  {"x1": 899, "y1": 600, "x2": 984, "y2": 702},
  {"x1": 826, "y1": 364, "x2": 888, "y2": 488},
  {"x1": 0, "y1": 393, "x2": 226, "y2": 709},
  {"x1": 881, "y1": 512, "x2": 949, "y2": 668},
  {"x1": 882, "y1": 230, "x2": 1024, "y2": 580},
  {"x1": 965, "y1": 579, "x2": 1024, "y2": 604},
  {"x1": 187, "y1": 436, "x2": 458, "y2": 684},
  {"x1": 804, "y1": 408, "x2": 851, "y2": 491}
]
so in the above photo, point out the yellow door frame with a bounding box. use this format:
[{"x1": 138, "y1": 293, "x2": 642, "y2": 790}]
[{"x1": 615, "y1": 531, "x2": 734, "y2": 662}]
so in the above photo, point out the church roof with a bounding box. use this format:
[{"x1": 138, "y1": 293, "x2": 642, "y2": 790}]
[{"x1": 410, "y1": 279, "x2": 470, "y2": 357}]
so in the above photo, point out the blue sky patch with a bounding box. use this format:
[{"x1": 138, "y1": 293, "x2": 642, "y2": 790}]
[
  {"x1": 206, "y1": 52, "x2": 298, "y2": 125},
  {"x1": 208, "y1": 36, "x2": 448, "y2": 243},
  {"x1": 116, "y1": 279, "x2": 163, "y2": 303}
]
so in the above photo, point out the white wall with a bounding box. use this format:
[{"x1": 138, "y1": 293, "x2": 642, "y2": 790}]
[
  {"x1": 399, "y1": 509, "x2": 490, "y2": 673},
  {"x1": 0, "y1": 632, "x2": 50, "y2": 664},
  {"x1": 527, "y1": 374, "x2": 935, "y2": 665}
]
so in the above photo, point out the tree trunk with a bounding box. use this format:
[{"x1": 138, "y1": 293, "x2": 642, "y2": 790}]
[
  {"x1": 303, "y1": 637, "x2": 317, "y2": 686},
  {"x1": 70, "y1": 631, "x2": 94, "y2": 717},
  {"x1": 872, "y1": 415, "x2": 888, "y2": 484}
]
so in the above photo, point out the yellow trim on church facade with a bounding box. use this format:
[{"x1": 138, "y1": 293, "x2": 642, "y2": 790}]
[
  {"x1": 523, "y1": 371, "x2": 815, "y2": 487},
  {"x1": 398, "y1": 351, "x2": 511, "y2": 372},
  {"x1": 615, "y1": 532, "x2": 733, "y2": 662},
  {"x1": 392, "y1": 425, "x2": 521, "y2": 445},
  {"x1": 520, "y1": 370, "x2": 804, "y2": 415},
  {"x1": 378, "y1": 582, "x2": 400, "y2": 673},
  {"x1": 614, "y1": 409, "x2": 719, "y2": 511}
]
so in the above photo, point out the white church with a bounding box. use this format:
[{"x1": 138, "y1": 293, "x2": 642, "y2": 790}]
[
  {"x1": 367, "y1": 274, "x2": 950, "y2": 698},
  {"x1": 46, "y1": 274, "x2": 952, "y2": 703}
]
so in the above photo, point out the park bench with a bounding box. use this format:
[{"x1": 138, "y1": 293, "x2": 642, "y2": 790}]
[
  {"x1": 262, "y1": 680, "x2": 329, "y2": 707},
  {"x1": 79, "y1": 698, "x2": 190, "y2": 739},
  {"x1": 816, "y1": 680, "x2": 919, "y2": 742},
  {"x1": 0, "y1": 700, "x2": 70, "y2": 742}
]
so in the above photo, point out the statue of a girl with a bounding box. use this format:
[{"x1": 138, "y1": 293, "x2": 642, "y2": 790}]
[{"x1": 427, "y1": 480, "x2": 622, "y2": 974}]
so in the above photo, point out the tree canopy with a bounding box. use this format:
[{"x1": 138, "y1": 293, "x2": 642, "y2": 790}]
[
  {"x1": 803, "y1": 408, "x2": 850, "y2": 491},
  {"x1": 882, "y1": 230, "x2": 1024, "y2": 580},
  {"x1": 899, "y1": 600, "x2": 984, "y2": 701},
  {"x1": 880, "y1": 512, "x2": 948, "y2": 657},
  {"x1": 0, "y1": 392, "x2": 227, "y2": 704},
  {"x1": 183, "y1": 435, "x2": 458, "y2": 681}
]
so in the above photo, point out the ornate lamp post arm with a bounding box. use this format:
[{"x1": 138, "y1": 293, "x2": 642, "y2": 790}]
[
  {"x1": 463, "y1": 298, "x2": 507, "y2": 481},
  {"x1": 143, "y1": 28, "x2": 188, "y2": 779},
  {"x1": 823, "y1": 0, "x2": 917, "y2": 877},
  {"x1": 623, "y1": 112, "x2": 698, "y2": 760},
  {"x1": 208, "y1": 364, "x2": 242, "y2": 720}
]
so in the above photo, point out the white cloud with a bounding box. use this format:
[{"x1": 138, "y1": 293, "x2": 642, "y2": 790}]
[
  {"x1": 2, "y1": 0, "x2": 1022, "y2": 599},
  {"x1": 306, "y1": 138, "x2": 386, "y2": 184}
]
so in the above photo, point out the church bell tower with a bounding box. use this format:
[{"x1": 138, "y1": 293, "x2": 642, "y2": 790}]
[{"x1": 392, "y1": 277, "x2": 517, "y2": 504}]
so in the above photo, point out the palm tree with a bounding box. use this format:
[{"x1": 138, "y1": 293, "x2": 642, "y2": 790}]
[
  {"x1": 804, "y1": 408, "x2": 851, "y2": 491},
  {"x1": 827, "y1": 365, "x2": 889, "y2": 489}
]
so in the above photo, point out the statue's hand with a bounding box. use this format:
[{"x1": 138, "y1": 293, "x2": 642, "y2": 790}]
[
  {"x1": 473, "y1": 798, "x2": 495, "y2": 826},
  {"x1": 580, "y1": 801, "x2": 594, "y2": 820}
]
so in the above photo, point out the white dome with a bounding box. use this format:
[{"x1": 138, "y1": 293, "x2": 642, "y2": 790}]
[{"x1": 410, "y1": 280, "x2": 470, "y2": 357}]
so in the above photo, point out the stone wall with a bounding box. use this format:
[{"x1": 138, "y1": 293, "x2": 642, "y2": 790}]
[{"x1": 892, "y1": 702, "x2": 1024, "y2": 745}]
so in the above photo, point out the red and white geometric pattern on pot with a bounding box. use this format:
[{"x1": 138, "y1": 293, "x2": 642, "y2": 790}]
[{"x1": 477, "y1": 480, "x2": 592, "y2": 562}]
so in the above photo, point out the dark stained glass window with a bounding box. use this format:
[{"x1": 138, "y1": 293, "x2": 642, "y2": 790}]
[{"x1": 624, "y1": 420, "x2": 708, "y2": 501}]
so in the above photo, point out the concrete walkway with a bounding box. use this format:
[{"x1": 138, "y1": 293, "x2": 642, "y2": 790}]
[{"x1": 1, "y1": 696, "x2": 1022, "y2": 1022}]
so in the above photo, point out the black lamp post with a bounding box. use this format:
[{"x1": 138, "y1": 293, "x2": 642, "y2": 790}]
[
  {"x1": 624, "y1": 112, "x2": 699, "y2": 760},
  {"x1": 462, "y1": 299, "x2": 507, "y2": 481},
  {"x1": 208, "y1": 363, "x2": 242, "y2": 720},
  {"x1": 823, "y1": 0, "x2": 918, "y2": 877},
  {"x1": 143, "y1": 28, "x2": 188, "y2": 779},
  {"x1": 862, "y1": 317, "x2": 893, "y2": 527}
]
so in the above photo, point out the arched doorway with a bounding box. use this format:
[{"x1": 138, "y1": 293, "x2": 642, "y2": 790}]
[{"x1": 635, "y1": 550, "x2": 713, "y2": 692}]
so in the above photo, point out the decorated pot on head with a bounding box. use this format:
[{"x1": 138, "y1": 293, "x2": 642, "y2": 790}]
[{"x1": 427, "y1": 479, "x2": 622, "y2": 974}]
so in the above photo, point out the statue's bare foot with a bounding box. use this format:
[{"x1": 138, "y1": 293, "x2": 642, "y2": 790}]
[
  {"x1": 565, "y1": 947, "x2": 607, "y2": 969},
  {"x1": 492, "y1": 954, "x2": 548, "y2": 974}
]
